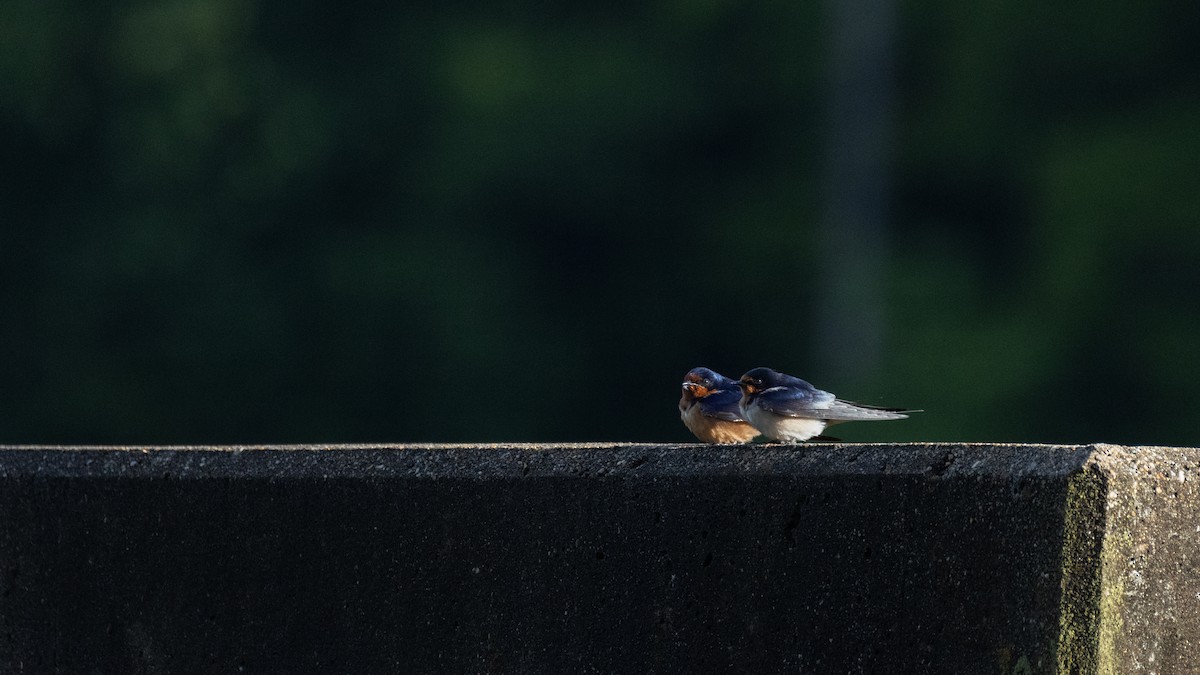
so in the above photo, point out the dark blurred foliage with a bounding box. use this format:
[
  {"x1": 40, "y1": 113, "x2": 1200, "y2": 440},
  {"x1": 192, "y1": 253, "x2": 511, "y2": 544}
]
[{"x1": 2, "y1": 0, "x2": 1199, "y2": 445}]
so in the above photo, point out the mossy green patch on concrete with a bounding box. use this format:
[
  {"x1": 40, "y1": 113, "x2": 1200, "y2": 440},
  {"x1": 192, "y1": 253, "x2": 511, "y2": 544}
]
[
  {"x1": 1056, "y1": 465, "x2": 1107, "y2": 674},
  {"x1": 1095, "y1": 528, "x2": 1129, "y2": 675}
]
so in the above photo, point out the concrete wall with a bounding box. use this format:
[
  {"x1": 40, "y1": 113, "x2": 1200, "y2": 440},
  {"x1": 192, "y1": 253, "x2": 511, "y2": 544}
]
[{"x1": 0, "y1": 443, "x2": 1193, "y2": 673}]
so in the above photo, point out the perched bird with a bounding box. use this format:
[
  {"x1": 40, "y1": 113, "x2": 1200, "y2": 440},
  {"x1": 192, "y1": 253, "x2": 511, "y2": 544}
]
[
  {"x1": 679, "y1": 367, "x2": 761, "y2": 444},
  {"x1": 737, "y1": 367, "x2": 914, "y2": 443}
]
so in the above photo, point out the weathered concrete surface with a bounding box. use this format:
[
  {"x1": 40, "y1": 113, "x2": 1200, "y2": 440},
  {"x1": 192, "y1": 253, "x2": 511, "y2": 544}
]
[
  {"x1": 0, "y1": 443, "x2": 1191, "y2": 673},
  {"x1": 1085, "y1": 446, "x2": 1200, "y2": 674}
]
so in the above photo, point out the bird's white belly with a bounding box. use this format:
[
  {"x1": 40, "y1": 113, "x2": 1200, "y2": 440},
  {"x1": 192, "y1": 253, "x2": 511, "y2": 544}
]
[{"x1": 743, "y1": 405, "x2": 827, "y2": 442}]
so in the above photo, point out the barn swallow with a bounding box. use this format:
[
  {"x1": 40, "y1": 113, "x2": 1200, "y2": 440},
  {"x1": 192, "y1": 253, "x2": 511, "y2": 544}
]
[
  {"x1": 737, "y1": 367, "x2": 915, "y2": 443},
  {"x1": 679, "y1": 367, "x2": 761, "y2": 444}
]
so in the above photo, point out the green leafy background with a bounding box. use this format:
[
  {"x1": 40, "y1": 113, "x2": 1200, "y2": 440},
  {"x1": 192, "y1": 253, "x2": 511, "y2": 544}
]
[{"x1": 3, "y1": 0, "x2": 1199, "y2": 445}]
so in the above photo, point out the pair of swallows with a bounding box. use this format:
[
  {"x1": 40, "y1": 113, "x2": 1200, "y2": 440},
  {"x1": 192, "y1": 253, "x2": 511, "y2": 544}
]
[{"x1": 679, "y1": 367, "x2": 917, "y2": 444}]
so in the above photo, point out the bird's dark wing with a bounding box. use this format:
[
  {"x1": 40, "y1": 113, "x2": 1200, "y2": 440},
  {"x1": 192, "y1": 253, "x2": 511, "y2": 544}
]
[
  {"x1": 752, "y1": 385, "x2": 838, "y2": 419},
  {"x1": 696, "y1": 387, "x2": 746, "y2": 422},
  {"x1": 757, "y1": 377, "x2": 915, "y2": 421}
]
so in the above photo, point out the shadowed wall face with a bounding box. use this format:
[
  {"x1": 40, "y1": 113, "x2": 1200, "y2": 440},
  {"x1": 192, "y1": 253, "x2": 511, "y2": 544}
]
[{"x1": 0, "y1": 445, "x2": 1089, "y2": 672}]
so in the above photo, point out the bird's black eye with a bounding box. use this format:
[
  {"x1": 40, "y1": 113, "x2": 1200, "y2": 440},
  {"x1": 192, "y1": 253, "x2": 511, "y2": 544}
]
[{"x1": 739, "y1": 378, "x2": 761, "y2": 391}]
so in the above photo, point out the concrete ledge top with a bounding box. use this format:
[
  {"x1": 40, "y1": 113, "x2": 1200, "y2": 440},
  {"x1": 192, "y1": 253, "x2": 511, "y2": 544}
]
[{"x1": 0, "y1": 442, "x2": 1194, "y2": 480}]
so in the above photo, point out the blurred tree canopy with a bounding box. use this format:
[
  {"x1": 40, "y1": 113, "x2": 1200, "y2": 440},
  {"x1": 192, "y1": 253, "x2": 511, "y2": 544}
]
[{"x1": 2, "y1": 0, "x2": 1199, "y2": 445}]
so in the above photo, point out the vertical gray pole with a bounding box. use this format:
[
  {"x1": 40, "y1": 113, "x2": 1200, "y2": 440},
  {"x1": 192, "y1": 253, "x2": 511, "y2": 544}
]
[{"x1": 814, "y1": 0, "x2": 897, "y2": 383}]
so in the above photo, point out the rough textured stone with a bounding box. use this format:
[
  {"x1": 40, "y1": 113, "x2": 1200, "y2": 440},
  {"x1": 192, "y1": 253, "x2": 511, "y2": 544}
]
[
  {"x1": 0, "y1": 443, "x2": 1192, "y2": 673},
  {"x1": 1085, "y1": 445, "x2": 1200, "y2": 674}
]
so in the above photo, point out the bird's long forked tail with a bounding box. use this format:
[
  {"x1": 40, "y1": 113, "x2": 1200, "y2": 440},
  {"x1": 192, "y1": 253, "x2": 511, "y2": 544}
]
[{"x1": 825, "y1": 399, "x2": 922, "y2": 421}]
